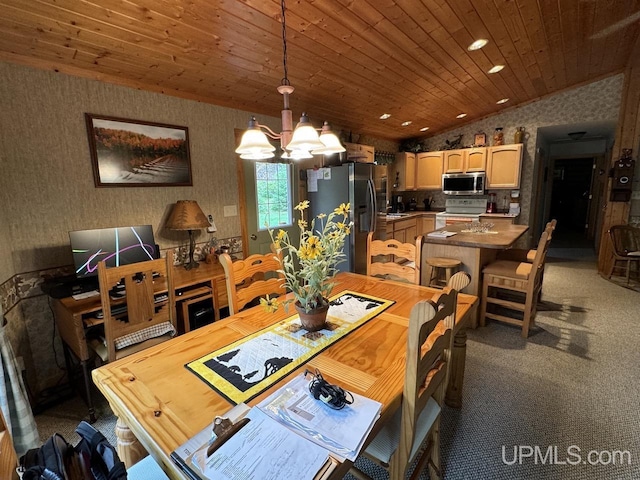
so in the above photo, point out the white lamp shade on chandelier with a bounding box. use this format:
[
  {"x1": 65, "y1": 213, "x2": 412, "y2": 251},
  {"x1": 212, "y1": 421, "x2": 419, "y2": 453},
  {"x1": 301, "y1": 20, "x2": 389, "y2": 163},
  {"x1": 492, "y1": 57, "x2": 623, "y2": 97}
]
[{"x1": 234, "y1": 0, "x2": 345, "y2": 161}]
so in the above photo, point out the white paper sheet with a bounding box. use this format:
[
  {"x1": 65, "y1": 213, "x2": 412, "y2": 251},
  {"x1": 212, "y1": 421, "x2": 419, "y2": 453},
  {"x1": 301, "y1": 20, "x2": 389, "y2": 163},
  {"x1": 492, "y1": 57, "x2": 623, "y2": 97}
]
[
  {"x1": 257, "y1": 374, "x2": 382, "y2": 461},
  {"x1": 196, "y1": 408, "x2": 329, "y2": 480},
  {"x1": 307, "y1": 169, "x2": 319, "y2": 192}
]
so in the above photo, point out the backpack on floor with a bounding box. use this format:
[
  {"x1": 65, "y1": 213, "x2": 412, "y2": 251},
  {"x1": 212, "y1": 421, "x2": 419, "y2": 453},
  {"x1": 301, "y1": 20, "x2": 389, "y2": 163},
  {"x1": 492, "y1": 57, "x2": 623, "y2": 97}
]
[{"x1": 19, "y1": 421, "x2": 127, "y2": 480}]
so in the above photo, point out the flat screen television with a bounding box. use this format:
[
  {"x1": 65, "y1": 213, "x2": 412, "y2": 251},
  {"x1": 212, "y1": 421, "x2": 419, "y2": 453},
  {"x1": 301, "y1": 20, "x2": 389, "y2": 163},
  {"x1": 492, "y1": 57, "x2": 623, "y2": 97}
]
[{"x1": 69, "y1": 225, "x2": 158, "y2": 278}]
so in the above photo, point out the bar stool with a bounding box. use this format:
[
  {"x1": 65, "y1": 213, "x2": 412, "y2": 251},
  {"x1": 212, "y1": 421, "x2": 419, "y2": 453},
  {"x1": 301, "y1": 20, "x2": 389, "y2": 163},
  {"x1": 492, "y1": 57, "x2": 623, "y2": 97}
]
[{"x1": 424, "y1": 257, "x2": 461, "y2": 287}]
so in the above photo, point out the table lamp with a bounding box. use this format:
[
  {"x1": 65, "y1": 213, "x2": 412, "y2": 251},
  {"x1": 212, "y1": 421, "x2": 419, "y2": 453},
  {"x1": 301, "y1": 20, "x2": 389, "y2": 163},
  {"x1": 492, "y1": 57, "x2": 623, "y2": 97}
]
[{"x1": 166, "y1": 200, "x2": 210, "y2": 270}]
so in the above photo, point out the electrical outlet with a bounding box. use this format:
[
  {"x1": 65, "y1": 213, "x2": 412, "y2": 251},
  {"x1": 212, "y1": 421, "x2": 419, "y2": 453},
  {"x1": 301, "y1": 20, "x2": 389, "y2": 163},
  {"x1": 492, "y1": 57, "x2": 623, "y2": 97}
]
[{"x1": 223, "y1": 205, "x2": 238, "y2": 217}]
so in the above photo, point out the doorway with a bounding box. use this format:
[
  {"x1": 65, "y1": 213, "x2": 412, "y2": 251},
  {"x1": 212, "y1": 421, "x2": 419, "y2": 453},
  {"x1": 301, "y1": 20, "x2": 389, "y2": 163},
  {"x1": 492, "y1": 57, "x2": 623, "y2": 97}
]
[{"x1": 548, "y1": 157, "x2": 595, "y2": 248}]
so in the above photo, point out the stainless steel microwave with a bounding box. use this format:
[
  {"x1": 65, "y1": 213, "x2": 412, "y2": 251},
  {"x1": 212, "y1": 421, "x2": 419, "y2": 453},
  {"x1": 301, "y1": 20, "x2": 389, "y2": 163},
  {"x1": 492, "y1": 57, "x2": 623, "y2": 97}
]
[{"x1": 442, "y1": 172, "x2": 486, "y2": 195}]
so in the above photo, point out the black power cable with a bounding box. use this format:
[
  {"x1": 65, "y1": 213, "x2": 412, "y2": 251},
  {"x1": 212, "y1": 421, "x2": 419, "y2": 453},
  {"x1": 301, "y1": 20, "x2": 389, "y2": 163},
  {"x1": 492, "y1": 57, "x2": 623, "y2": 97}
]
[{"x1": 305, "y1": 369, "x2": 353, "y2": 410}]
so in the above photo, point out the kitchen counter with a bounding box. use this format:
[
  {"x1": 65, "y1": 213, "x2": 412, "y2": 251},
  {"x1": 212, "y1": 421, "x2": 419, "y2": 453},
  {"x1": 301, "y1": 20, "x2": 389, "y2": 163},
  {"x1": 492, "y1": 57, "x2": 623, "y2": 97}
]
[
  {"x1": 424, "y1": 222, "x2": 528, "y2": 249},
  {"x1": 422, "y1": 222, "x2": 529, "y2": 327},
  {"x1": 382, "y1": 211, "x2": 440, "y2": 222}
]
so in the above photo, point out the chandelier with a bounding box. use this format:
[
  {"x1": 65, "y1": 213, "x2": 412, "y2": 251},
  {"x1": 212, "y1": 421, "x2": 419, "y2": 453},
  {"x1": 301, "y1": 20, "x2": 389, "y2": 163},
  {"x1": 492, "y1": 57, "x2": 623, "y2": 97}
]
[{"x1": 235, "y1": 0, "x2": 345, "y2": 160}]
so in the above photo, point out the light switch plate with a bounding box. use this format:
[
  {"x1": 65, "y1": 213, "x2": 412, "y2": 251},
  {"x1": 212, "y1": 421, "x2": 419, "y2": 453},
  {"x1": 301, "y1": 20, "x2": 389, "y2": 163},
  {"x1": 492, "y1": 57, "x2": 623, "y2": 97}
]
[{"x1": 224, "y1": 205, "x2": 238, "y2": 217}]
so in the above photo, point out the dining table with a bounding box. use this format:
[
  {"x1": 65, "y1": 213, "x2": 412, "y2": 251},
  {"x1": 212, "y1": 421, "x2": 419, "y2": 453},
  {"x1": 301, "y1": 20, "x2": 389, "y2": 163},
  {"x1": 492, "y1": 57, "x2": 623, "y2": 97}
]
[{"x1": 92, "y1": 272, "x2": 478, "y2": 479}]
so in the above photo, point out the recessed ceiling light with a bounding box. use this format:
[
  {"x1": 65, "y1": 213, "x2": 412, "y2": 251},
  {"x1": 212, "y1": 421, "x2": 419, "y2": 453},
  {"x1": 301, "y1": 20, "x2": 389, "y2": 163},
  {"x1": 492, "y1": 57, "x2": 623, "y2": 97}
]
[
  {"x1": 401, "y1": 121, "x2": 412, "y2": 126},
  {"x1": 488, "y1": 65, "x2": 504, "y2": 74},
  {"x1": 379, "y1": 113, "x2": 391, "y2": 120},
  {"x1": 467, "y1": 39, "x2": 488, "y2": 51},
  {"x1": 496, "y1": 98, "x2": 510, "y2": 104},
  {"x1": 456, "y1": 113, "x2": 467, "y2": 119},
  {"x1": 420, "y1": 127, "x2": 429, "y2": 132}
]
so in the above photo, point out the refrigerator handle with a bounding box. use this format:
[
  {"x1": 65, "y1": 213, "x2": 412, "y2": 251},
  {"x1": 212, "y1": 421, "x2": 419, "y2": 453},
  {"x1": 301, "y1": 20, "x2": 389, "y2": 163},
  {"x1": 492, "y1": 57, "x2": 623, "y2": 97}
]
[{"x1": 368, "y1": 178, "x2": 377, "y2": 232}]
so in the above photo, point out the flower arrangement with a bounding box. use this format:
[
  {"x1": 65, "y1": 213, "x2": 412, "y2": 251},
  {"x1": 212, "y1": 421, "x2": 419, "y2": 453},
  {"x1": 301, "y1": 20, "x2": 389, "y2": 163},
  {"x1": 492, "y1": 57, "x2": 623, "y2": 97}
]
[{"x1": 262, "y1": 200, "x2": 352, "y2": 314}]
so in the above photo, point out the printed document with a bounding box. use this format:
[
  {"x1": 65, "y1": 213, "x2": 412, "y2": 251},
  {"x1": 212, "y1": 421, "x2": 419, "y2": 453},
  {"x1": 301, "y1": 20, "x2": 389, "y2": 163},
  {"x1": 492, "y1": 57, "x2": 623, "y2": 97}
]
[
  {"x1": 257, "y1": 374, "x2": 382, "y2": 461},
  {"x1": 191, "y1": 407, "x2": 329, "y2": 480}
]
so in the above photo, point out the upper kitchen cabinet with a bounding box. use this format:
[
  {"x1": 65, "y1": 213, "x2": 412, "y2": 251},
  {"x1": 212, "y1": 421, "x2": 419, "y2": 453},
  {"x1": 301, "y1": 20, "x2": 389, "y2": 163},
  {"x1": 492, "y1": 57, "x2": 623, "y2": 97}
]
[
  {"x1": 416, "y1": 151, "x2": 444, "y2": 190},
  {"x1": 486, "y1": 144, "x2": 523, "y2": 189},
  {"x1": 394, "y1": 152, "x2": 416, "y2": 191},
  {"x1": 344, "y1": 142, "x2": 375, "y2": 163},
  {"x1": 444, "y1": 148, "x2": 486, "y2": 173}
]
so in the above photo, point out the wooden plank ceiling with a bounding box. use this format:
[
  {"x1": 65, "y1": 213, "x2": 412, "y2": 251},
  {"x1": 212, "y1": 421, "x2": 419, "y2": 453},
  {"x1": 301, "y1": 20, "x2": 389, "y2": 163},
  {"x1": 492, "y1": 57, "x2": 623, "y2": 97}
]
[{"x1": 0, "y1": 0, "x2": 639, "y2": 141}]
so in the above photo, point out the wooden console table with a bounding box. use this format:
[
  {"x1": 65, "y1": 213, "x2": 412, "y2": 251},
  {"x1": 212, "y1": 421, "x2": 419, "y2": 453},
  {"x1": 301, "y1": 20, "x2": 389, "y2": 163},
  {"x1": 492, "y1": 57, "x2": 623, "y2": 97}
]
[{"x1": 51, "y1": 260, "x2": 228, "y2": 421}]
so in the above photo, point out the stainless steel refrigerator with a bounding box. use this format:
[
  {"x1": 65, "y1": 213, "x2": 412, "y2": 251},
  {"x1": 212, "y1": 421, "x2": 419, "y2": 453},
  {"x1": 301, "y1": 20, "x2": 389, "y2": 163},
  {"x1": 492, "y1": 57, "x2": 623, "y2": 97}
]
[{"x1": 306, "y1": 163, "x2": 380, "y2": 274}]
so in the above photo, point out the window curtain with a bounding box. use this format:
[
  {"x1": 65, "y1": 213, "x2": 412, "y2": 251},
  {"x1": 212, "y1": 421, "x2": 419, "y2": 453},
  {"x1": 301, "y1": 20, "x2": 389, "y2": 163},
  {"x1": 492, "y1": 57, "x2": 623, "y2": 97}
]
[{"x1": 0, "y1": 310, "x2": 39, "y2": 456}]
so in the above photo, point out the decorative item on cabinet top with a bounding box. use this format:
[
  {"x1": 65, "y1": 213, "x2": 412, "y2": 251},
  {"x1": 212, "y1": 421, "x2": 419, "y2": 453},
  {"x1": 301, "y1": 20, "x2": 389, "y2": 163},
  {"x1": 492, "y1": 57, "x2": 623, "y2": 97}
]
[
  {"x1": 440, "y1": 134, "x2": 463, "y2": 150},
  {"x1": 374, "y1": 151, "x2": 395, "y2": 165},
  {"x1": 473, "y1": 132, "x2": 487, "y2": 147}
]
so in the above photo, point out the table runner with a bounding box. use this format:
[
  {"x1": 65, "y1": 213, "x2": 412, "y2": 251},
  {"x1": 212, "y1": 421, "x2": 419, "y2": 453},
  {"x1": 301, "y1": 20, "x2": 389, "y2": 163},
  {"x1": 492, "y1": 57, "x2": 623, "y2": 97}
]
[{"x1": 186, "y1": 290, "x2": 394, "y2": 404}]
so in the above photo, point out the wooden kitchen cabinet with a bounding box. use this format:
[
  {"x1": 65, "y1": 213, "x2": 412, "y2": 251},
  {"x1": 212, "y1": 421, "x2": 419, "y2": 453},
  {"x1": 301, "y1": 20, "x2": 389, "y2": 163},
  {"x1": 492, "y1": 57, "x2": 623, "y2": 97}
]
[
  {"x1": 394, "y1": 152, "x2": 416, "y2": 191},
  {"x1": 487, "y1": 144, "x2": 523, "y2": 188},
  {"x1": 466, "y1": 147, "x2": 487, "y2": 172},
  {"x1": 444, "y1": 148, "x2": 486, "y2": 173},
  {"x1": 389, "y1": 217, "x2": 418, "y2": 242},
  {"x1": 345, "y1": 142, "x2": 375, "y2": 163},
  {"x1": 420, "y1": 215, "x2": 435, "y2": 234},
  {"x1": 415, "y1": 151, "x2": 443, "y2": 190},
  {"x1": 480, "y1": 215, "x2": 515, "y2": 227}
]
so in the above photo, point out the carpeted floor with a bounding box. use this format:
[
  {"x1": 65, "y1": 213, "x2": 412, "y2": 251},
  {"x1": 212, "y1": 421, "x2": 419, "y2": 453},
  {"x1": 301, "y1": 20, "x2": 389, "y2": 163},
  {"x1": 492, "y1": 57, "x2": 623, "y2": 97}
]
[{"x1": 34, "y1": 247, "x2": 640, "y2": 479}]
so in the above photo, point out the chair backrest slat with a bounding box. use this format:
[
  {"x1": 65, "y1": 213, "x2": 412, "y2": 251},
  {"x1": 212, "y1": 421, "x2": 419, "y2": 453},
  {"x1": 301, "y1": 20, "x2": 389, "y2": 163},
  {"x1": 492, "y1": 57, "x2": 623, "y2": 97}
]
[
  {"x1": 220, "y1": 251, "x2": 284, "y2": 315},
  {"x1": 366, "y1": 232, "x2": 423, "y2": 285},
  {"x1": 393, "y1": 289, "x2": 456, "y2": 478},
  {"x1": 98, "y1": 258, "x2": 173, "y2": 362}
]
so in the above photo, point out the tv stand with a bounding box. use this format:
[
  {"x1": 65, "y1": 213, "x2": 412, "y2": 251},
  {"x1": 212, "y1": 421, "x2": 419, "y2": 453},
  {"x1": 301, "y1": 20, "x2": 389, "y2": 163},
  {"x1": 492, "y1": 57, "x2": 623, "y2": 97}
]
[{"x1": 42, "y1": 275, "x2": 99, "y2": 299}]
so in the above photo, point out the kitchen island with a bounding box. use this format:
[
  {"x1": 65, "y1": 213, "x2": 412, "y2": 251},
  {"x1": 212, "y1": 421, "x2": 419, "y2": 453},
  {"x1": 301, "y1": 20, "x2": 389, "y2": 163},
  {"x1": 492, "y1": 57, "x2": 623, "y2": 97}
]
[{"x1": 423, "y1": 221, "x2": 529, "y2": 299}]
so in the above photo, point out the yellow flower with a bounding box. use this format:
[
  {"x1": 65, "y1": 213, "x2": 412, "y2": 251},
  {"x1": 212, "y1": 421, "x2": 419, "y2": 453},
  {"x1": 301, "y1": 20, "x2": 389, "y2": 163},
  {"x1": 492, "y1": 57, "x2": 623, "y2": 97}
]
[
  {"x1": 298, "y1": 219, "x2": 308, "y2": 229},
  {"x1": 334, "y1": 203, "x2": 350, "y2": 216},
  {"x1": 276, "y1": 229, "x2": 287, "y2": 241},
  {"x1": 306, "y1": 236, "x2": 323, "y2": 259},
  {"x1": 260, "y1": 295, "x2": 280, "y2": 313},
  {"x1": 294, "y1": 200, "x2": 310, "y2": 211},
  {"x1": 317, "y1": 213, "x2": 327, "y2": 219}
]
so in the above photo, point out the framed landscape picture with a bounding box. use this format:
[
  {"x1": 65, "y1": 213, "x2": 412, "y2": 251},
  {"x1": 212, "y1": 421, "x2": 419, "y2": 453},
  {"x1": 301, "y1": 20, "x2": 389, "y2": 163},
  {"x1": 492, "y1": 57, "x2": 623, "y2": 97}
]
[{"x1": 85, "y1": 114, "x2": 192, "y2": 187}]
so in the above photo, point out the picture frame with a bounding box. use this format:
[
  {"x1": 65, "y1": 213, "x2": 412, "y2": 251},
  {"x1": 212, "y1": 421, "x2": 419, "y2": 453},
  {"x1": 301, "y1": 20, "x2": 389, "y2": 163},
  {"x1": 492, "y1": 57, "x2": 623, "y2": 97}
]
[
  {"x1": 474, "y1": 132, "x2": 487, "y2": 147},
  {"x1": 85, "y1": 113, "x2": 192, "y2": 187}
]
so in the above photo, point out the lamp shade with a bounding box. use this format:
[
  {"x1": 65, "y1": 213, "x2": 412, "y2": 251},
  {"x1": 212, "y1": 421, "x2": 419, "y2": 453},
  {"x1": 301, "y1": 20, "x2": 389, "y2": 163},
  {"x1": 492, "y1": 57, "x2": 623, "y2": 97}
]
[
  {"x1": 165, "y1": 200, "x2": 210, "y2": 230},
  {"x1": 312, "y1": 122, "x2": 346, "y2": 155},
  {"x1": 235, "y1": 117, "x2": 276, "y2": 158},
  {"x1": 286, "y1": 113, "x2": 324, "y2": 152}
]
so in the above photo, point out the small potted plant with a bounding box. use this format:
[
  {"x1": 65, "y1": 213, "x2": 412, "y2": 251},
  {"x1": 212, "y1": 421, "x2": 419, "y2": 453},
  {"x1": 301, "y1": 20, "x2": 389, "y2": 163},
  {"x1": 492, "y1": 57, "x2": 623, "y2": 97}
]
[{"x1": 263, "y1": 200, "x2": 352, "y2": 331}]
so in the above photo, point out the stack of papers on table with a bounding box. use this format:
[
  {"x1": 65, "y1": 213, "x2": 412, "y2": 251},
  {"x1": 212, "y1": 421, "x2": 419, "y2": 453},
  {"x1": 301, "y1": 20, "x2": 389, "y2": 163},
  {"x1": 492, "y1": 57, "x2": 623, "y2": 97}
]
[
  {"x1": 257, "y1": 374, "x2": 382, "y2": 461},
  {"x1": 427, "y1": 230, "x2": 457, "y2": 238},
  {"x1": 171, "y1": 374, "x2": 381, "y2": 479}
]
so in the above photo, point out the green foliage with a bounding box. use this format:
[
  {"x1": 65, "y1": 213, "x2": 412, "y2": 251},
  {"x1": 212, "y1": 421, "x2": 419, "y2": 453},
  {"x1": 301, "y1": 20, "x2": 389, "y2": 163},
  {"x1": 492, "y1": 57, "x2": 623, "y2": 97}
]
[{"x1": 267, "y1": 201, "x2": 352, "y2": 313}]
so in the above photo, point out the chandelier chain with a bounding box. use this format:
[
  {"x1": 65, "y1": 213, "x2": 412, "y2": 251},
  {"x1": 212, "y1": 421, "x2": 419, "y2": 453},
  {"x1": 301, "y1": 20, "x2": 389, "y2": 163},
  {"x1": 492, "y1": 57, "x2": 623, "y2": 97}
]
[{"x1": 280, "y1": 0, "x2": 289, "y2": 86}]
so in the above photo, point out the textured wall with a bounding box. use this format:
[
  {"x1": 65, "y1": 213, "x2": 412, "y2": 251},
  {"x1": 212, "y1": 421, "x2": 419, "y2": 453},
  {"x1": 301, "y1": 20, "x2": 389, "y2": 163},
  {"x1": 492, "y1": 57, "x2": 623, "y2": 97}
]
[
  {"x1": 421, "y1": 74, "x2": 624, "y2": 233},
  {"x1": 0, "y1": 61, "x2": 281, "y2": 395},
  {"x1": 0, "y1": 61, "x2": 280, "y2": 275}
]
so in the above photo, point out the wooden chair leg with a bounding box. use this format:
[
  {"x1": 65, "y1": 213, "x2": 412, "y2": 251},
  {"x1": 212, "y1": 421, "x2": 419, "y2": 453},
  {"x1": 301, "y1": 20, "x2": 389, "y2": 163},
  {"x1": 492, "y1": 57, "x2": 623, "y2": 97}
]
[
  {"x1": 522, "y1": 293, "x2": 534, "y2": 338},
  {"x1": 427, "y1": 418, "x2": 442, "y2": 480},
  {"x1": 625, "y1": 259, "x2": 631, "y2": 284},
  {"x1": 479, "y1": 275, "x2": 489, "y2": 327},
  {"x1": 607, "y1": 258, "x2": 616, "y2": 279}
]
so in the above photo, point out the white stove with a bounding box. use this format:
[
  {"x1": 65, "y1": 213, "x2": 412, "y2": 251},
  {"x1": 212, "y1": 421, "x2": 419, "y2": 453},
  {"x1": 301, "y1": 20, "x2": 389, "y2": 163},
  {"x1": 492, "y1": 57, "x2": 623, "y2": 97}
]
[{"x1": 435, "y1": 198, "x2": 487, "y2": 229}]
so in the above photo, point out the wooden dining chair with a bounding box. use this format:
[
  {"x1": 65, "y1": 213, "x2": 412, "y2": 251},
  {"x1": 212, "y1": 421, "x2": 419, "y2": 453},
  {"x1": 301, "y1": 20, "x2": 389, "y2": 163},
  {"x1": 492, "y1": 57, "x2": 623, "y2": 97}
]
[
  {"x1": 219, "y1": 251, "x2": 285, "y2": 315},
  {"x1": 0, "y1": 410, "x2": 18, "y2": 480},
  {"x1": 366, "y1": 231, "x2": 424, "y2": 285},
  {"x1": 496, "y1": 219, "x2": 557, "y2": 263},
  {"x1": 607, "y1": 224, "x2": 640, "y2": 284},
  {"x1": 480, "y1": 230, "x2": 551, "y2": 338},
  {"x1": 92, "y1": 258, "x2": 176, "y2": 363},
  {"x1": 350, "y1": 289, "x2": 456, "y2": 480}
]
